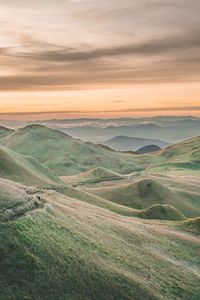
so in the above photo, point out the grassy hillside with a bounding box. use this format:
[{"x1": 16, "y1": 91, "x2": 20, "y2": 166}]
[
  {"x1": 62, "y1": 167, "x2": 124, "y2": 186},
  {"x1": 0, "y1": 126, "x2": 14, "y2": 144},
  {"x1": 0, "y1": 188, "x2": 199, "y2": 300},
  {"x1": 138, "y1": 204, "x2": 186, "y2": 221},
  {"x1": 179, "y1": 217, "x2": 200, "y2": 236},
  {"x1": 0, "y1": 146, "x2": 64, "y2": 187},
  {"x1": 4, "y1": 125, "x2": 200, "y2": 175},
  {"x1": 4, "y1": 125, "x2": 142, "y2": 176},
  {"x1": 140, "y1": 136, "x2": 200, "y2": 172},
  {"x1": 84, "y1": 179, "x2": 200, "y2": 217}
]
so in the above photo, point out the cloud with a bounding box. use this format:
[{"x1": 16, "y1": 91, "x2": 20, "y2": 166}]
[{"x1": 0, "y1": 1, "x2": 200, "y2": 91}]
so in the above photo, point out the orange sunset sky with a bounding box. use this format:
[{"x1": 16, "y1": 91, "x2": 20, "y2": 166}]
[{"x1": 0, "y1": 0, "x2": 200, "y2": 119}]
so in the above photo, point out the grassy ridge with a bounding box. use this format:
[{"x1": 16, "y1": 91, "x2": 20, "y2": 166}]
[
  {"x1": 4, "y1": 125, "x2": 142, "y2": 175},
  {"x1": 62, "y1": 167, "x2": 124, "y2": 186},
  {"x1": 84, "y1": 179, "x2": 200, "y2": 217}
]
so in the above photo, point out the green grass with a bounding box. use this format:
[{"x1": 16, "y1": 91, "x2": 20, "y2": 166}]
[
  {"x1": 0, "y1": 190, "x2": 199, "y2": 300},
  {"x1": 138, "y1": 204, "x2": 186, "y2": 221},
  {"x1": 0, "y1": 146, "x2": 64, "y2": 188},
  {"x1": 4, "y1": 125, "x2": 142, "y2": 176},
  {"x1": 84, "y1": 178, "x2": 200, "y2": 218},
  {"x1": 62, "y1": 167, "x2": 124, "y2": 186},
  {"x1": 1, "y1": 126, "x2": 200, "y2": 299},
  {"x1": 178, "y1": 217, "x2": 200, "y2": 236}
]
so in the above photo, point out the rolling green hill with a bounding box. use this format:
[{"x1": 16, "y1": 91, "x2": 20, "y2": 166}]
[
  {"x1": 0, "y1": 187, "x2": 199, "y2": 300},
  {"x1": 84, "y1": 179, "x2": 200, "y2": 217},
  {"x1": 0, "y1": 146, "x2": 64, "y2": 187},
  {"x1": 141, "y1": 136, "x2": 200, "y2": 172},
  {"x1": 138, "y1": 204, "x2": 186, "y2": 221},
  {"x1": 62, "y1": 167, "x2": 124, "y2": 186},
  {"x1": 4, "y1": 125, "x2": 142, "y2": 176}
]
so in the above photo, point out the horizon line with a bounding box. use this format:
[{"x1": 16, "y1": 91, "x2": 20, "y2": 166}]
[{"x1": 1, "y1": 106, "x2": 200, "y2": 116}]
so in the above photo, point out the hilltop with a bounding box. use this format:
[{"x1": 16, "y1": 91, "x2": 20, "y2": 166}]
[
  {"x1": 4, "y1": 125, "x2": 141, "y2": 175},
  {"x1": 84, "y1": 178, "x2": 200, "y2": 217}
]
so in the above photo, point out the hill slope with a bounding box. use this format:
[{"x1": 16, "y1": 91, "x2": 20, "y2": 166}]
[
  {"x1": 84, "y1": 179, "x2": 200, "y2": 217},
  {"x1": 136, "y1": 136, "x2": 200, "y2": 172},
  {"x1": 62, "y1": 167, "x2": 124, "y2": 186},
  {"x1": 4, "y1": 125, "x2": 141, "y2": 175},
  {"x1": 138, "y1": 204, "x2": 186, "y2": 221},
  {"x1": 0, "y1": 187, "x2": 199, "y2": 300},
  {"x1": 0, "y1": 146, "x2": 63, "y2": 187}
]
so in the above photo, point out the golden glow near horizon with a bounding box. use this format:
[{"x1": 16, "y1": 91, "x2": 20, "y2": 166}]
[{"x1": 0, "y1": 0, "x2": 200, "y2": 119}]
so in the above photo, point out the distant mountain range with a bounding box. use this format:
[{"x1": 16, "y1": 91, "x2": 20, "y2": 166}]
[
  {"x1": 102, "y1": 136, "x2": 170, "y2": 151},
  {"x1": 1, "y1": 116, "x2": 200, "y2": 144},
  {"x1": 57, "y1": 118, "x2": 200, "y2": 143}
]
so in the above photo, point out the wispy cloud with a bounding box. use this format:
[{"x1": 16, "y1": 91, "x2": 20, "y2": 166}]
[
  {"x1": 0, "y1": 28, "x2": 200, "y2": 91},
  {"x1": 0, "y1": 0, "x2": 200, "y2": 116}
]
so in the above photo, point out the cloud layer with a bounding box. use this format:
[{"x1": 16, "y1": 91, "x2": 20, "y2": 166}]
[{"x1": 0, "y1": 1, "x2": 200, "y2": 91}]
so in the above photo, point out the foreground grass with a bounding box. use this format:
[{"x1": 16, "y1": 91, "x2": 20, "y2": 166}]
[{"x1": 0, "y1": 191, "x2": 199, "y2": 300}]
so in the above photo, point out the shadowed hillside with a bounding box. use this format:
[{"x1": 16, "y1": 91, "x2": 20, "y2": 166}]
[{"x1": 138, "y1": 204, "x2": 186, "y2": 221}]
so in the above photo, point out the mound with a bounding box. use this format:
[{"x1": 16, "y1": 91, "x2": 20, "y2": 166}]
[
  {"x1": 0, "y1": 190, "x2": 199, "y2": 300},
  {"x1": 85, "y1": 179, "x2": 174, "y2": 210},
  {"x1": 139, "y1": 204, "x2": 186, "y2": 221},
  {"x1": 0, "y1": 146, "x2": 64, "y2": 187},
  {"x1": 62, "y1": 167, "x2": 124, "y2": 186},
  {"x1": 4, "y1": 125, "x2": 141, "y2": 175},
  {"x1": 179, "y1": 217, "x2": 200, "y2": 235}
]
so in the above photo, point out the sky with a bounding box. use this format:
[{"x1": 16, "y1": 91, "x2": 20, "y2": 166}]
[{"x1": 0, "y1": 0, "x2": 200, "y2": 119}]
